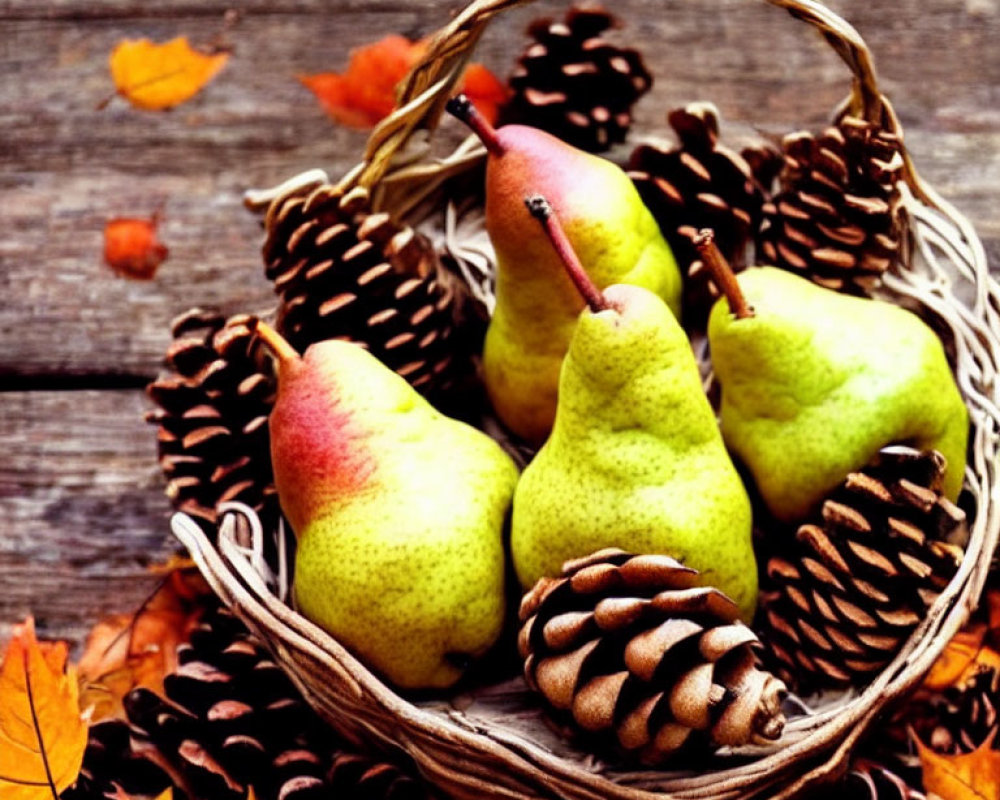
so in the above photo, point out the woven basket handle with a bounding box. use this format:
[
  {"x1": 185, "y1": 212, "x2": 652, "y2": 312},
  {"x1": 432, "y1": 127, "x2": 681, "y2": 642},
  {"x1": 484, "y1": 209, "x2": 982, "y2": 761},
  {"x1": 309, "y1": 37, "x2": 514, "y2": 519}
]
[{"x1": 339, "y1": 0, "x2": 891, "y2": 196}]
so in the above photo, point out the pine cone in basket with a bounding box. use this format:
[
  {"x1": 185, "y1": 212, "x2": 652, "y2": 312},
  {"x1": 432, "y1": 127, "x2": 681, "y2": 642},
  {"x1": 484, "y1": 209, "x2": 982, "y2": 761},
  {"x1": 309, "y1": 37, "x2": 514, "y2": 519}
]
[
  {"x1": 146, "y1": 309, "x2": 279, "y2": 534},
  {"x1": 518, "y1": 548, "x2": 787, "y2": 764},
  {"x1": 628, "y1": 103, "x2": 781, "y2": 319},
  {"x1": 499, "y1": 6, "x2": 652, "y2": 152},
  {"x1": 262, "y1": 181, "x2": 465, "y2": 405},
  {"x1": 756, "y1": 114, "x2": 905, "y2": 293},
  {"x1": 118, "y1": 602, "x2": 429, "y2": 800},
  {"x1": 758, "y1": 446, "x2": 967, "y2": 694}
]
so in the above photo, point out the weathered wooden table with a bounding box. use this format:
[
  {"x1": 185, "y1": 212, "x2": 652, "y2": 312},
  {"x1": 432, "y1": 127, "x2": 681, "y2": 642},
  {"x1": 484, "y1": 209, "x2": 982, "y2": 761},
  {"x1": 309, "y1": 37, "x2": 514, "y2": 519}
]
[{"x1": 2, "y1": 0, "x2": 998, "y2": 647}]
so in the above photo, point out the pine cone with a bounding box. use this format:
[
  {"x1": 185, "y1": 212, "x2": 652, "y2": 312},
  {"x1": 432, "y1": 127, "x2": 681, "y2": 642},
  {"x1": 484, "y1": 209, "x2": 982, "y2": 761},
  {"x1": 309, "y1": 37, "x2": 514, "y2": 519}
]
[
  {"x1": 926, "y1": 666, "x2": 1000, "y2": 754},
  {"x1": 758, "y1": 446, "x2": 967, "y2": 694},
  {"x1": 61, "y1": 719, "x2": 176, "y2": 800},
  {"x1": 120, "y1": 603, "x2": 428, "y2": 800},
  {"x1": 627, "y1": 103, "x2": 781, "y2": 319},
  {"x1": 146, "y1": 309, "x2": 278, "y2": 534},
  {"x1": 518, "y1": 548, "x2": 786, "y2": 764},
  {"x1": 756, "y1": 114, "x2": 905, "y2": 293},
  {"x1": 500, "y1": 6, "x2": 652, "y2": 152},
  {"x1": 262, "y1": 182, "x2": 464, "y2": 404}
]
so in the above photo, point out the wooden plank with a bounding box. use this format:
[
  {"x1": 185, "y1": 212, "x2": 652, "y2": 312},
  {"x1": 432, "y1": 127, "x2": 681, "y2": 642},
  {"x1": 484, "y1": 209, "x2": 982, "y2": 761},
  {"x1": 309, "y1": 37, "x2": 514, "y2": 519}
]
[
  {"x1": 2, "y1": 0, "x2": 997, "y2": 382},
  {"x1": 0, "y1": 390, "x2": 175, "y2": 643}
]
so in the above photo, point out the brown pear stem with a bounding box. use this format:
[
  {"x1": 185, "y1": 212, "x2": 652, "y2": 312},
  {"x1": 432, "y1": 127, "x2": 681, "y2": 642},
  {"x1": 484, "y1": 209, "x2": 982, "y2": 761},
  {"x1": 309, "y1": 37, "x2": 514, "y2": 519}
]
[
  {"x1": 525, "y1": 195, "x2": 610, "y2": 313},
  {"x1": 445, "y1": 94, "x2": 506, "y2": 157},
  {"x1": 693, "y1": 229, "x2": 754, "y2": 319},
  {"x1": 250, "y1": 318, "x2": 299, "y2": 366}
]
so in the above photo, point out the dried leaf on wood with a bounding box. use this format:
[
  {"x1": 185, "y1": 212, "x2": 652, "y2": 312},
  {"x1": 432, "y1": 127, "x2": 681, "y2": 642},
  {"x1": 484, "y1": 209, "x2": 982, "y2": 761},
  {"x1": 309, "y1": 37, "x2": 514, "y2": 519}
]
[
  {"x1": 923, "y1": 622, "x2": 1000, "y2": 692},
  {"x1": 103, "y1": 215, "x2": 169, "y2": 280},
  {"x1": 918, "y1": 729, "x2": 1000, "y2": 799},
  {"x1": 77, "y1": 570, "x2": 208, "y2": 722},
  {"x1": 0, "y1": 618, "x2": 87, "y2": 799},
  {"x1": 300, "y1": 34, "x2": 505, "y2": 128},
  {"x1": 109, "y1": 37, "x2": 229, "y2": 111}
]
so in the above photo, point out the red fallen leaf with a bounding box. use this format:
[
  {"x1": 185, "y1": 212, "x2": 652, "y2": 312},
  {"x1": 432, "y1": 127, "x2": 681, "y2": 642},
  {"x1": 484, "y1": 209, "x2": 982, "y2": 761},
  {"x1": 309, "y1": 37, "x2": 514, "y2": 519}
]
[
  {"x1": 104, "y1": 214, "x2": 169, "y2": 279},
  {"x1": 300, "y1": 34, "x2": 506, "y2": 128}
]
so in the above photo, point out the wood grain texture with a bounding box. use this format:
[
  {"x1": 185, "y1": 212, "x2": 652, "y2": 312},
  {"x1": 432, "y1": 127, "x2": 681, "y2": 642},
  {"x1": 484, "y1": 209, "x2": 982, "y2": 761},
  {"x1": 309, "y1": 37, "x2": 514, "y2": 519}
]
[{"x1": 1, "y1": 0, "x2": 998, "y2": 644}]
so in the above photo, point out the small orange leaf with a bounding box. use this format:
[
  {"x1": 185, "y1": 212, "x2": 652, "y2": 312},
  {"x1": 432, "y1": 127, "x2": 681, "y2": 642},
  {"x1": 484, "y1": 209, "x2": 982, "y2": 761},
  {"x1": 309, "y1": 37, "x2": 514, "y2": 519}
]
[
  {"x1": 0, "y1": 618, "x2": 88, "y2": 799},
  {"x1": 110, "y1": 37, "x2": 229, "y2": 111},
  {"x1": 917, "y1": 729, "x2": 1000, "y2": 800},
  {"x1": 103, "y1": 214, "x2": 168, "y2": 279},
  {"x1": 924, "y1": 622, "x2": 1000, "y2": 691},
  {"x1": 300, "y1": 34, "x2": 504, "y2": 128},
  {"x1": 77, "y1": 571, "x2": 208, "y2": 722}
]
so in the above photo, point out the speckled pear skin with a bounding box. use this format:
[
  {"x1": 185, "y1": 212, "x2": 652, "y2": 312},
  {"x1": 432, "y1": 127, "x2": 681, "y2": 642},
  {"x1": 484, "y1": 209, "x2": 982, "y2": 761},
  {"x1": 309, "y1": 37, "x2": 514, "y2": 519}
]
[
  {"x1": 510, "y1": 284, "x2": 757, "y2": 621},
  {"x1": 268, "y1": 339, "x2": 520, "y2": 690},
  {"x1": 484, "y1": 125, "x2": 682, "y2": 445},
  {"x1": 708, "y1": 267, "x2": 969, "y2": 523}
]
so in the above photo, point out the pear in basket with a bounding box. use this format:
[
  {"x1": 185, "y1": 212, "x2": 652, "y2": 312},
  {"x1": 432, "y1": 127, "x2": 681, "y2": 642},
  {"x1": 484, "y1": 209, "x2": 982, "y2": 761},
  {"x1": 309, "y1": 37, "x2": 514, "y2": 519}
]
[
  {"x1": 446, "y1": 95, "x2": 682, "y2": 446},
  {"x1": 510, "y1": 198, "x2": 756, "y2": 620},
  {"x1": 252, "y1": 321, "x2": 519, "y2": 689},
  {"x1": 701, "y1": 233, "x2": 969, "y2": 524}
]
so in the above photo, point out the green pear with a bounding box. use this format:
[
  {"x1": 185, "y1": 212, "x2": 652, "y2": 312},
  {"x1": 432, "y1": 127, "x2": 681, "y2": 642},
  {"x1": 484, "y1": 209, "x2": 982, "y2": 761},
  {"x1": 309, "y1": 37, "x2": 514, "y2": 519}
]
[
  {"x1": 510, "y1": 199, "x2": 757, "y2": 620},
  {"x1": 254, "y1": 321, "x2": 519, "y2": 689},
  {"x1": 447, "y1": 95, "x2": 682, "y2": 445},
  {"x1": 706, "y1": 259, "x2": 969, "y2": 524}
]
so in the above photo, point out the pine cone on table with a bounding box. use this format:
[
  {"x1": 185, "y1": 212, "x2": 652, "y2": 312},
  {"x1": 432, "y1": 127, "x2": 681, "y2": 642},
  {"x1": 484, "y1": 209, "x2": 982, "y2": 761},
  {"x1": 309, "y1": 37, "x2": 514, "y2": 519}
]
[
  {"x1": 500, "y1": 6, "x2": 652, "y2": 152},
  {"x1": 519, "y1": 548, "x2": 786, "y2": 764},
  {"x1": 146, "y1": 309, "x2": 278, "y2": 535},
  {"x1": 758, "y1": 446, "x2": 967, "y2": 694},
  {"x1": 262, "y1": 181, "x2": 464, "y2": 405},
  {"x1": 118, "y1": 603, "x2": 430, "y2": 800},
  {"x1": 756, "y1": 114, "x2": 905, "y2": 293},
  {"x1": 627, "y1": 103, "x2": 781, "y2": 319}
]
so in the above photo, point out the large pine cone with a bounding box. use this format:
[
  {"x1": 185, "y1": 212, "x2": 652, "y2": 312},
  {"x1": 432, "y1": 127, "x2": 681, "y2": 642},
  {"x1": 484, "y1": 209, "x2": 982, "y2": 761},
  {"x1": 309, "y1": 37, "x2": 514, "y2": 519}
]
[
  {"x1": 758, "y1": 446, "x2": 967, "y2": 694},
  {"x1": 146, "y1": 309, "x2": 278, "y2": 534},
  {"x1": 628, "y1": 103, "x2": 781, "y2": 320},
  {"x1": 757, "y1": 114, "x2": 905, "y2": 293},
  {"x1": 262, "y1": 181, "x2": 465, "y2": 404},
  {"x1": 500, "y1": 6, "x2": 652, "y2": 152},
  {"x1": 519, "y1": 548, "x2": 786, "y2": 764}
]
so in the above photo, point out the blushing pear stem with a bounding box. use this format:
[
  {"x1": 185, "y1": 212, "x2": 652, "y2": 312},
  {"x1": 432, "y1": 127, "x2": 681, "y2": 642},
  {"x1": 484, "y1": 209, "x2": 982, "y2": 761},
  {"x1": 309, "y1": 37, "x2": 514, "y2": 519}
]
[
  {"x1": 251, "y1": 318, "x2": 300, "y2": 366},
  {"x1": 525, "y1": 195, "x2": 610, "y2": 314},
  {"x1": 693, "y1": 229, "x2": 754, "y2": 320},
  {"x1": 445, "y1": 94, "x2": 506, "y2": 157}
]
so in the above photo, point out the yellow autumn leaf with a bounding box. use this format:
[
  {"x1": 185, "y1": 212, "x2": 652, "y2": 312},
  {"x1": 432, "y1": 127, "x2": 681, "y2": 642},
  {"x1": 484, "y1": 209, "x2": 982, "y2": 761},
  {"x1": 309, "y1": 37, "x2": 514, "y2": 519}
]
[
  {"x1": 918, "y1": 729, "x2": 1000, "y2": 800},
  {"x1": 109, "y1": 36, "x2": 229, "y2": 111},
  {"x1": 0, "y1": 618, "x2": 88, "y2": 799}
]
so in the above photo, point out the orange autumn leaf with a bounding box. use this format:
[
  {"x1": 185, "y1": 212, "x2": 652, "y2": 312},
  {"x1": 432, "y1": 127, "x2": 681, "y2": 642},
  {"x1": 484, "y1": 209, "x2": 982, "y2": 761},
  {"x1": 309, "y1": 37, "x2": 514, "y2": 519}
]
[
  {"x1": 77, "y1": 570, "x2": 208, "y2": 722},
  {"x1": 103, "y1": 214, "x2": 169, "y2": 279},
  {"x1": 923, "y1": 622, "x2": 1000, "y2": 691},
  {"x1": 110, "y1": 37, "x2": 229, "y2": 111},
  {"x1": 300, "y1": 34, "x2": 506, "y2": 128},
  {"x1": 0, "y1": 618, "x2": 87, "y2": 799},
  {"x1": 918, "y1": 729, "x2": 1000, "y2": 800}
]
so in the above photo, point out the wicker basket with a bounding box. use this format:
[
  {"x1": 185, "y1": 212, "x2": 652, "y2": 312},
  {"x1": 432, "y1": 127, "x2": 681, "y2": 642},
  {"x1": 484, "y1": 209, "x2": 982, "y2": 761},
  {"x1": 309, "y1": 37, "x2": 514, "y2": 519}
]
[{"x1": 171, "y1": 1, "x2": 1000, "y2": 797}]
